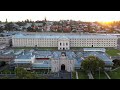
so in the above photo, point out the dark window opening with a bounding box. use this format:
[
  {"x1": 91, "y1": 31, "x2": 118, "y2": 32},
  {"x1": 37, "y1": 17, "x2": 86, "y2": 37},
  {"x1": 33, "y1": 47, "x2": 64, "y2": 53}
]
[
  {"x1": 66, "y1": 43, "x2": 68, "y2": 46},
  {"x1": 92, "y1": 45, "x2": 93, "y2": 47}
]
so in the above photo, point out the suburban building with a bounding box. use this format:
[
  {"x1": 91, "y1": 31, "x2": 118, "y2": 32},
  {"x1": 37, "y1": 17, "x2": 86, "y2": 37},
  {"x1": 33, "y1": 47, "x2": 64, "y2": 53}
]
[{"x1": 0, "y1": 36, "x2": 11, "y2": 45}]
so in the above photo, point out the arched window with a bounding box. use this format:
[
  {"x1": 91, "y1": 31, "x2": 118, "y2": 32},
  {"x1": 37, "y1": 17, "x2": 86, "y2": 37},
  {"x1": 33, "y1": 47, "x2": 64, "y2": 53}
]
[
  {"x1": 66, "y1": 43, "x2": 68, "y2": 46},
  {"x1": 60, "y1": 43, "x2": 61, "y2": 46}
]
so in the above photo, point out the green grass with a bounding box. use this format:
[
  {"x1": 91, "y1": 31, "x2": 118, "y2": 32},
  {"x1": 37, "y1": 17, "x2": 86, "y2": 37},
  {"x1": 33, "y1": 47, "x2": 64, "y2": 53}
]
[
  {"x1": 76, "y1": 70, "x2": 88, "y2": 79},
  {"x1": 107, "y1": 68, "x2": 120, "y2": 79},
  {"x1": 12, "y1": 47, "x2": 58, "y2": 50},
  {"x1": 93, "y1": 71, "x2": 108, "y2": 79},
  {"x1": 77, "y1": 71, "x2": 88, "y2": 79},
  {"x1": 106, "y1": 48, "x2": 120, "y2": 56},
  {"x1": 0, "y1": 69, "x2": 15, "y2": 74},
  {"x1": 71, "y1": 47, "x2": 92, "y2": 50},
  {"x1": 72, "y1": 72, "x2": 76, "y2": 79}
]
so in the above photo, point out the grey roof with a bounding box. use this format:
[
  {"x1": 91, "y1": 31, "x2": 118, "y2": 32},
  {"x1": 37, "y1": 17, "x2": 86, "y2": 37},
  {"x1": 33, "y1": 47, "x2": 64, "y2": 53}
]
[
  {"x1": 12, "y1": 33, "x2": 118, "y2": 39},
  {"x1": 32, "y1": 63, "x2": 51, "y2": 68},
  {"x1": 83, "y1": 51, "x2": 113, "y2": 65},
  {"x1": 1, "y1": 49, "x2": 112, "y2": 67},
  {"x1": 15, "y1": 52, "x2": 34, "y2": 59}
]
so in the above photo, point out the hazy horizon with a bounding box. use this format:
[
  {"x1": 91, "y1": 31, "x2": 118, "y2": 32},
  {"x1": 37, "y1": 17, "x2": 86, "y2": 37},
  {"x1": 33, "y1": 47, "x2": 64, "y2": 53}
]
[{"x1": 1, "y1": 11, "x2": 120, "y2": 22}]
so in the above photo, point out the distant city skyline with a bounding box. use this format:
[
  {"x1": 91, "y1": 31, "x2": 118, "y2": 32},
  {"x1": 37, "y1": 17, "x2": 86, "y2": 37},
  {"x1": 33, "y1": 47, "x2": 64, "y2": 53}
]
[{"x1": 0, "y1": 11, "x2": 120, "y2": 22}]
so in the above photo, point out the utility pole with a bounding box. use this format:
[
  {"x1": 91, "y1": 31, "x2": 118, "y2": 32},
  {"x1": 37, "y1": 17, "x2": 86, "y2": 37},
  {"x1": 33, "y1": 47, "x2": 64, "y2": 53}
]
[{"x1": 99, "y1": 67, "x2": 100, "y2": 79}]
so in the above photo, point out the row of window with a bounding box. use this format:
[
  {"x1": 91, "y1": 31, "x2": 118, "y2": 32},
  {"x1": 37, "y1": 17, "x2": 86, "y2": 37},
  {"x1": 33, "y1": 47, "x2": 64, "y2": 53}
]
[
  {"x1": 59, "y1": 47, "x2": 69, "y2": 50},
  {"x1": 71, "y1": 44, "x2": 116, "y2": 47},
  {"x1": 14, "y1": 39, "x2": 57, "y2": 41},
  {"x1": 14, "y1": 40, "x2": 57, "y2": 43},
  {"x1": 14, "y1": 38, "x2": 117, "y2": 41},
  {"x1": 70, "y1": 39, "x2": 116, "y2": 40},
  {"x1": 70, "y1": 40, "x2": 116, "y2": 42},
  {"x1": 14, "y1": 43, "x2": 56, "y2": 46},
  {"x1": 70, "y1": 43, "x2": 116, "y2": 44},
  {"x1": 60, "y1": 43, "x2": 68, "y2": 46}
]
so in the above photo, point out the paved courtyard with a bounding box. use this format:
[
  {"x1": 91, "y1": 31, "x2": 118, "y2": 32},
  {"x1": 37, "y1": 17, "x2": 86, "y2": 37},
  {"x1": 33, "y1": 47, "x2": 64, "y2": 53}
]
[{"x1": 48, "y1": 70, "x2": 72, "y2": 79}]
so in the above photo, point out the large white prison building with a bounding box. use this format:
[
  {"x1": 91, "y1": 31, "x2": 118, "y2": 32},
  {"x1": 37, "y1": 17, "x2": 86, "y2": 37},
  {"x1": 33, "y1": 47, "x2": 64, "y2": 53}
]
[{"x1": 12, "y1": 33, "x2": 118, "y2": 50}]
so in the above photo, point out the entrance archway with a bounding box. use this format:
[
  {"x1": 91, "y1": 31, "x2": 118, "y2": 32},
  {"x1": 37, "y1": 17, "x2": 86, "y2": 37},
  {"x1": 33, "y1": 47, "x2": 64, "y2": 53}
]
[{"x1": 61, "y1": 64, "x2": 65, "y2": 70}]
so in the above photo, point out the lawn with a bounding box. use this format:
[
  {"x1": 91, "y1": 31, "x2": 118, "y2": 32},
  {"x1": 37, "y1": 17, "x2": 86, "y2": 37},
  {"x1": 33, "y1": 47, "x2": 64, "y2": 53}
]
[
  {"x1": 76, "y1": 70, "x2": 88, "y2": 79},
  {"x1": 12, "y1": 47, "x2": 58, "y2": 50},
  {"x1": 77, "y1": 71, "x2": 88, "y2": 79},
  {"x1": 107, "y1": 68, "x2": 120, "y2": 79},
  {"x1": 106, "y1": 48, "x2": 120, "y2": 56},
  {"x1": 0, "y1": 69, "x2": 15, "y2": 74},
  {"x1": 72, "y1": 72, "x2": 76, "y2": 79},
  {"x1": 93, "y1": 71, "x2": 108, "y2": 79}
]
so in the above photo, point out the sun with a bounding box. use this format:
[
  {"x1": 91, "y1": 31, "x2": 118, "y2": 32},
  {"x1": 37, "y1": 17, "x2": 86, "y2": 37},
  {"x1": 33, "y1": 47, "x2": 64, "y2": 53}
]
[
  {"x1": 96, "y1": 18, "x2": 115, "y2": 25},
  {"x1": 99, "y1": 21, "x2": 112, "y2": 24}
]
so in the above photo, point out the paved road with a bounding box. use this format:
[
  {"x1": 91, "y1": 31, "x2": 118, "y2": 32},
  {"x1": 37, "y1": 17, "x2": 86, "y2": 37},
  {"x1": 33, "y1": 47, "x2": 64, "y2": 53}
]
[
  {"x1": 76, "y1": 71, "x2": 78, "y2": 79},
  {"x1": 48, "y1": 70, "x2": 72, "y2": 79},
  {"x1": 88, "y1": 71, "x2": 94, "y2": 79},
  {"x1": 58, "y1": 70, "x2": 72, "y2": 79},
  {"x1": 0, "y1": 74, "x2": 16, "y2": 79}
]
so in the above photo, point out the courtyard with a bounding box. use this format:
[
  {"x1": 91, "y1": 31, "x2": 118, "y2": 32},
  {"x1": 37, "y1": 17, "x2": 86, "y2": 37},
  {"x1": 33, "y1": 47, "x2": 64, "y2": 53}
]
[
  {"x1": 107, "y1": 68, "x2": 120, "y2": 79},
  {"x1": 106, "y1": 48, "x2": 120, "y2": 56}
]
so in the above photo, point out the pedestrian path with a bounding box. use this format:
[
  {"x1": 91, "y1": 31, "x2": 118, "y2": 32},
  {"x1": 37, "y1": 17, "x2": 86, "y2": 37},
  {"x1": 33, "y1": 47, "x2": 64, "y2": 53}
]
[
  {"x1": 88, "y1": 71, "x2": 94, "y2": 79},
  {"x1": 76, "y1": 71, "x2": 79, "y2": 79}
]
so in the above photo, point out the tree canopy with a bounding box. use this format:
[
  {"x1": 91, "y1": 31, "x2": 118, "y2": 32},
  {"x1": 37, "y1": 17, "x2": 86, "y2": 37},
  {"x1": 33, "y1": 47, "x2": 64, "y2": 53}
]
[
  {"x1": 81, "y1": 56, "x2": 105, "y2": 74},
  {"x1": 15, "y1": 67, "x2": 39, "y2": 79}
]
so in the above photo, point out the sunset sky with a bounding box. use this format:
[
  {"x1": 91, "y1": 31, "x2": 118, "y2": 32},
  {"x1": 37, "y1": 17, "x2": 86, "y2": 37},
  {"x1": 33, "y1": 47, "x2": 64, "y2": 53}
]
[{"x1": 0, "y1": 11, "x2": 120, "y2": 22}]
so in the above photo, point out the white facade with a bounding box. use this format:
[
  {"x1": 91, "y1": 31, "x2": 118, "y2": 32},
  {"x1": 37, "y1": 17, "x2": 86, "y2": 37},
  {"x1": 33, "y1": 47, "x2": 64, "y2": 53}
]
[
  {"x1": 51, "y1": 54, "x2": 75, "y2": 72},
  {"x1": 58, "y1": 36, "x2": 70, "y2": 50},
  {"x1": 12, "y1": 33, "x2": 118, "y2": 49}
]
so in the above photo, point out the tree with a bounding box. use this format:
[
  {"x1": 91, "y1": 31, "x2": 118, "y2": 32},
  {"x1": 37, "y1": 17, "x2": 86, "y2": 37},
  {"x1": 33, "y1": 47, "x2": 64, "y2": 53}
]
[
  {"x1": 27, "y1": 26, "x2": 33, "y2": 32},
  {"x1": 15, "y1": 67, "x2": 28, "y2": 79},
  {"x1": 15, "y1": 67, "x2": 39, "y2": 79},
  {"x1": 112, "y1": 59, "x2": 120, "y2": 68},
  {"x1": 5, "y1": 22, "x2": 14, "y2": 31},
  {"x1": 81, "y1": 56, "x2": 105, "y2": 74}
]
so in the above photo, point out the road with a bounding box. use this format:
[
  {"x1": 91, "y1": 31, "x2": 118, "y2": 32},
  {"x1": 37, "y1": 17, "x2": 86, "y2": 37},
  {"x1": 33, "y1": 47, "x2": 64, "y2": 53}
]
[{"x1": 48, "y1": 70, "x2": 72, "y2": 79}]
